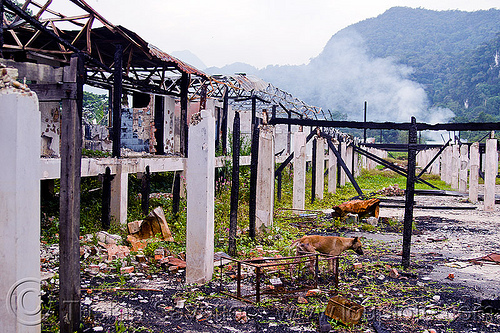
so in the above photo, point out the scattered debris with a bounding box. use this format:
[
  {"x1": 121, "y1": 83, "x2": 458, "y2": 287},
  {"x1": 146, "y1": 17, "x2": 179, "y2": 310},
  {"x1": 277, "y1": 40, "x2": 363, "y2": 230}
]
[
  {"x1": 325, "y1": 295, "x2": 364, "y2": 326},
  {"x1": 469, "y1": 253, "x2": 500, "y2": 264},
  {"x1": 377, "y1": 184, "x2": 405, "y2": 196},
  {"x1": 127, "y1": 206, "x2": 174, "y2": 251},
  {"x1": 446, "y1": 273, "x2": 455, "y2": 280}
]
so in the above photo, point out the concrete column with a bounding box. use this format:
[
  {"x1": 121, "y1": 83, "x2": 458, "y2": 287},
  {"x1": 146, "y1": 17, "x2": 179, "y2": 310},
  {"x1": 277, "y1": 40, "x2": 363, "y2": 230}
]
[
  {"x1": 345, "y1": 145, "x2": 353, "y2": 183},
  {"x1": 110, "y1": 164, "x2": 129, "y2": 225},
  {"x1": 459, "y1": 145, "x2": 469, "y2": 193},
  {"x1": 293, "y1": 131, "x2": 307, "y2": 210},
  {"x1": 339, "y1": 142, "x2": 347, "y2": 186},
  {"x1": 314, "y1": 138, "x2": 325, "y2": 199},
  {"x1": 256, "y1": 125, "x2": 275, "y2": 230},
  {"x1": 445, "y1": 146, "x2": 453, "y2": 185},
  {"x1": 328, "y1": 143, "x2": 337, "y2": 194},
  {"x1": 440, "y1": 147, "x2": 447, "y2": 183},
  {"x1": 484, "y1": 134, "x2": 498, "y2": 212},
  {"x1": 469, "y1": 142, "x2": 480, "y2": 204},
  {"x1": 0, "y1": 88, "x2": 41, "y2": 332},
  {"x1": 186, "y1": 110, "x2": 215, "y2": 284},
  {"x1": 451, "y1": 144, "x2": 459, "y2": 190}
]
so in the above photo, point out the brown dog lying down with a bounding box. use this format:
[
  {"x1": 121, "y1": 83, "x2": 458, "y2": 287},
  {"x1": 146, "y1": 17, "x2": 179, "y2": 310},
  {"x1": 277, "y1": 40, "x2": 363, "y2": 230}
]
[{"x1": 291, "y1": 235, "x2": 364, "y2": 271}]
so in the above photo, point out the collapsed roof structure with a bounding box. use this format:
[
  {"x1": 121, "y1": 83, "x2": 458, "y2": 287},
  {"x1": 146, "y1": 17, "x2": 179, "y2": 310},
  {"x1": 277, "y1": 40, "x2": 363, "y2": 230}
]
[{"x1": 0, "y1": 0, "x2": 321, "y2": 118}]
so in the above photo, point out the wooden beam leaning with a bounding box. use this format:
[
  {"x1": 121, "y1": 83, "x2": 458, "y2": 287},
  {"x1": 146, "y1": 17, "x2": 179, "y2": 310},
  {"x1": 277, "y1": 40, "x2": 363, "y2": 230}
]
[
  {"x1": 322, "y1": 132, "x2": 364, "y2": 197},
  {"x1": 59, "y1": 53, "x2": 84, "y2": 333}
]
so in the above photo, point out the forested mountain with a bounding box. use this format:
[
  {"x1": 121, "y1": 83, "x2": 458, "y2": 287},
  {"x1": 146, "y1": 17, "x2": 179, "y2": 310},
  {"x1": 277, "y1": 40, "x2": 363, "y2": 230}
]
[{"x1": 206, "y1": 7, "x2": 500, "y2": 125}]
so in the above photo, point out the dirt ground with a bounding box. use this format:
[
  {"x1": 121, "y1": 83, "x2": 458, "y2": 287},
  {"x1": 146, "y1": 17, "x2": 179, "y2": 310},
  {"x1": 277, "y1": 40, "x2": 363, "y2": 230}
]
[
  {"x1": 374, "y1": 187, "x2": 500, "y2": 300},
  {"x1": 40, "y1": 187, "x2": 500, "y2": 333}
]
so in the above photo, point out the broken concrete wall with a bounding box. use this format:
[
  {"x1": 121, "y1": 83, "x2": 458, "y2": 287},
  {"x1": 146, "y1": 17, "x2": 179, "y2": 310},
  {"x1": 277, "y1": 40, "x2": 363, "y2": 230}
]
[{"x1": 1, "y1": 58, "x2": 63, "y2": 157}]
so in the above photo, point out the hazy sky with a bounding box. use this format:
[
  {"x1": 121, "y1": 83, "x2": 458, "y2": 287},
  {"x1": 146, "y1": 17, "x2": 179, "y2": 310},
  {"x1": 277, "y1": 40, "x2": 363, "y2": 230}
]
[{"x1": 58, "y1": 0, "x2": 499, "y2": 68}]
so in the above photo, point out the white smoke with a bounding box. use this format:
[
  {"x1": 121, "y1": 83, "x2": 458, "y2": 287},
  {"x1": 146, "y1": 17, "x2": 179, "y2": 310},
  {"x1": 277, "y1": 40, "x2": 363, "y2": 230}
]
[{"x1": 308, "y1": 30, "x2": 453, "y2": 123}]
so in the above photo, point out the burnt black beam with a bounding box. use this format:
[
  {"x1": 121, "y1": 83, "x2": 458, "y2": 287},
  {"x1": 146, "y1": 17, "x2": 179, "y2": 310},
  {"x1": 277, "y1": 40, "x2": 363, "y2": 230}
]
[
  {"x1": 354, "y1": 145, "x2": 438, "y2": 189},
  {"x1": 111, "y1": 44, "x2": 123, "y2": 158},
  {"x1": 101, "y1": 167, "x2": 113, "y2": 230},
  {"x1": 59, "y1": 53, "x2": 84, "y2": 333},
  {"x1": 323, "y1": 133, "x2": 364, "y2": 197},
  {"x1": 249, "y1": 122, "x2": 260, "y2": 240},
  {"x1": 180, "y1": 73, "x2": 189, "y2": 157},
  {"x1": 141, "y1": 166, "x2": 150, "y2": 216},
  {"x1": 222, "y1": 88, "x2": 229, "y2": 155},
  {"x1": 0, "y1": 0, "x2": 4, "y2": 58},
  {"x1": 154, "y1": 95, "x2": 165, "y2": 155},
  {"x1": 402, "y1": 117, "x2": 417, "y2": 269},
  {"x1": 3, "y1": 0, "x2": 110, "y2": 71},
  {"x1": 172, "y1": 172, "x2": 181, "y2": 217},
  {"x1": 361, "y1": 143, "x2": 448, "y2": 150},
  {"x1": 251, "y1": 96, "x2": 257, "y2": 133},
  {"x1": 270, "y1": 116, "x2": 500, "y2": 132},
  {"x1": 416, "y1": 140, "x2": 451, "y2": 178},
  {"x1": 311, "y1": 138, "x2": 317, "y2": 203},
  {"x1": 228, "y1": 112, "x2": 240, "y2": 256}
]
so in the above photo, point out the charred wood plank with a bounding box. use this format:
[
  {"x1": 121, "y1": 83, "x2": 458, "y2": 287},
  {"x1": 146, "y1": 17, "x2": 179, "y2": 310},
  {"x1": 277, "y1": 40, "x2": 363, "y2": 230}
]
[
  {"x1": 402, "y1": 117, "x2": 417, "y2": 269},
  {"x1": 228, "y1": 112, "x2": 240, "y2": 256},
  {"x1": 30, "y1": 83, "x2": 77, "y2": 101}
]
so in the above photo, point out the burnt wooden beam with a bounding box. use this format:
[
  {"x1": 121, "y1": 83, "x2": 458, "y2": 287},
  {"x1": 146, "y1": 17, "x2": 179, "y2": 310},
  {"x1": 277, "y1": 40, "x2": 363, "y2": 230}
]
[
  {"x1": 311, "y1": 138, "x2": 317, "y2": 203},
  {"x1": 228, "y1": 112, "x2": 240, "y2": 256},
  {"x1": 251, "y1": 95, "x2": 256, "y2": 135},
  {"x1": 101, "y1": 167, "x2": 113, "y2": 230},
  {"x1": 248, "y1": 122, "x2": 260, "y2": 240},
  {"x1": 222, "y1": 87, "x2": 229, "y2": 155},
  {"x1": 416, "y1": 140, "x2": 451, "y2": 178},
  {"x1": 141, "y1": 166, "x2": 150, "y2": 216},
  {"x1": 270, "y1": 116, "x2": 500, "y2": 132},
  {"x1": 154, "y1": 95, "x2": 165, "y2": 155},
  {"x1": 0, "y1": 0, "x2": 4, "y2": 58},
  {"x1": 59, "y1": 53, "x2": 84, "y2": 333},
  {"x1": 180, "y1": 72, "x2": 189, "y2": 157},
  {"x1": 111, "y1": 44, "x2": 122, "y2": 158},
  {"x1": 353, "y1": 145, "x2": 438, "y2": 189},
  {"x1": 402, "y1": 117, "x2": 417, "y2": 269},
  {"x1": 29, "y1": 83, "x2": 77, "y2": 101},
  {"x1": 172, "y1": 172, "x2": 181, "y2": 217},
  {"x1": 323, "y1": 133, "x2": 364, "y2": 197}
]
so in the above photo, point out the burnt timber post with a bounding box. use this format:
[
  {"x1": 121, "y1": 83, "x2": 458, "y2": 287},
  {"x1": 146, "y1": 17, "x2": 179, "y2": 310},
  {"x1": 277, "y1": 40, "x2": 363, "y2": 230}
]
[
  {"x1": 59, "y1": 53, "x2": 84, "y2": 333},
  {"x1": 249, "y1": 122, "x2": 260, "y2": 239},
  {"x1": 141, "y1": 166, "x2": 151, "y2": 216},
  {"x1": 228, "y1": 112, "x2": 240, "y2": 256},
  {"x1": 112, "y1": 44, "x2": 123, "y2": 158},
  {"x1": 172, "y1": 172, "x2": 181, "y2": 216},
  {"x1": 0, "y1": 0, "x2": 4, "y2": 58},
  {"x1": 222, "y1": 87, "x2": 229, "y2": 155},
  {"x1": 180, "y1": 72, "x2": 190, "y2": 157},
  {"x1": 311, "y1": 138, "x2": 317, "y2": 203},
  {"x1": 154, "y1": 95, "x2": 165, "y2": 155},
  {"x1": 101, "y1": 167, "x2": 113, "y2": 230},
  {"x1": 402, "y1": 116, "x2": 417, "y2": 269}
]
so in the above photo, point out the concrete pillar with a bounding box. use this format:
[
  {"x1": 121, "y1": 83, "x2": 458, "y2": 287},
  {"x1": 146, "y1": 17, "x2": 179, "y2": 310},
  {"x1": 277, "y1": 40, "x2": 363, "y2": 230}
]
[
  {"x1": 328, "y1": 142, "x2": 337, "y2": 193},
  {"x1": 451, "y1": 144, "x2": 459, "y2": 190},
  {"x1": 469, "y1": 142, "x2": 480, "y2": 204},
  {"x1": 186, "y1": 110, "x2": 215, "y2": 284},
  {"x1": 314, "y1": 138, "x2": 325, "y2": 200},
  {"x1": 440, "y1": 147, "x2": 447, "y2": 183},
  {"x1": 293, "y1": 131, "x2": 307, "y2": 210},
  {"x1": 484, "y1": 134, "x2": 498, "y2": 212},
  {"x1": 448, "y1": 146, "x2": 453, "y2": 184},
  {"x1": 339, "y1": 142, "x2": 347, "y2": 187},
  {"x1": 459, "y1": 145, "x2": 469, "y2": 193},
  {"x1": 256, "y1": 125, "x2": 275, "y2": 230},
  {"x1": 110, "y1": 164, "x2": 129, "y2": 225},
  {"x1": 0, "y1": 88, "x2": 41, "y2": 331}
]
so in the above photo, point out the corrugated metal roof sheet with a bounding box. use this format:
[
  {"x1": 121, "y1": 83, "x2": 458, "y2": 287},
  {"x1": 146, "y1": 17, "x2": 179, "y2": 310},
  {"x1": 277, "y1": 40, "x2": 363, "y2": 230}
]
[
  {"x1": 148, "y1": 44, "x2": 207, "y2": 77},
  {"x1": 231, "y1": 74, "x2": 269, "y2": 92}
]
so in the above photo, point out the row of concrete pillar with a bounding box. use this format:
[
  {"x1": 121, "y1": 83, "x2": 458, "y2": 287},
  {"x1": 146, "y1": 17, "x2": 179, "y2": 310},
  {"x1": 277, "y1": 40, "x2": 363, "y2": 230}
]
[{"x1": 417, "y1": 136, "x2": 498, "y2": 211}]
